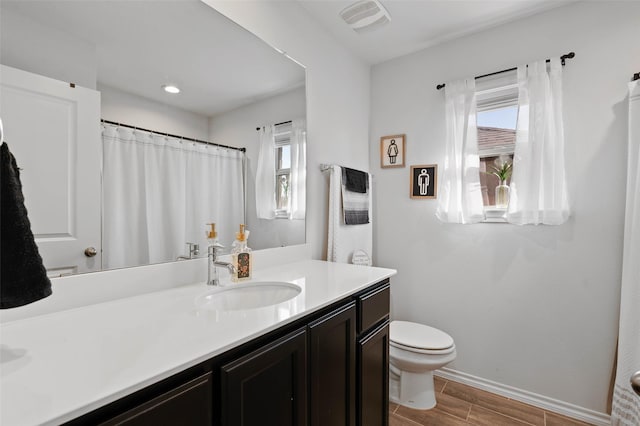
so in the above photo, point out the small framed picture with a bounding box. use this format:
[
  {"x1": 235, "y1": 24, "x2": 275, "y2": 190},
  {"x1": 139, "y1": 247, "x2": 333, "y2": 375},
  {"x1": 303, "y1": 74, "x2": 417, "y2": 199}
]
[
  {"x1": 380, "y1": 134, "x2": 405, "y2": 168},
  {"x1": 410, "y1": 164, "x2": 438, "y2": 199}
]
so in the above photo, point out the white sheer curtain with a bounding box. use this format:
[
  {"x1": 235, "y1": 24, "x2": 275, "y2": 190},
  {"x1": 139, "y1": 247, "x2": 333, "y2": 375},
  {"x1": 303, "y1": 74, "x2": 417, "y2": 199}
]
[
  {"x1": 289, "y1": 119, "x2": 306, "y2": 220},
  {"x1": 255, "y1": 125, "x2": 276, "y2": 219},
  {"x1": 611, "y1": 79, "x2": 640, "y2": 426},
  {"x1": 184, "y1": 143, "x2": 245, "y2": 251},
  {"x1": 102, "y1": 124, "x2": 244, "y2": 269},
  {"x1": 507, "y1": 58, "x2": 569, "y2": 225},
  {"x1": 436, "y1": 78, "x2": 485, "y2": 223}
]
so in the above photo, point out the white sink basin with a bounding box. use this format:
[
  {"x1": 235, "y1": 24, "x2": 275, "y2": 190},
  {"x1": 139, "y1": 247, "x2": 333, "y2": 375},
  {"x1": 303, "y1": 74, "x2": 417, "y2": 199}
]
[{"x1": 195, "y1": 282, "x2": 301, "y2": 311}]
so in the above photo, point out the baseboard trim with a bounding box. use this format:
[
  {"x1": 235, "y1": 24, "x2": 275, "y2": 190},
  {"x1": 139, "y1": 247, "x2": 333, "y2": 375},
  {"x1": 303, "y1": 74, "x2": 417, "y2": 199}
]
[{"x1": 435, "y1": 367, "x2": 611, "y2": 426}]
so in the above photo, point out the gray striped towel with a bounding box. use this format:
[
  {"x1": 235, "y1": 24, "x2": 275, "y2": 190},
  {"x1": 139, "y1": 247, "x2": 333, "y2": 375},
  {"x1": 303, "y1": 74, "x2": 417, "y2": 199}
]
[{"x1": 341, "y1": 167, "x2": 369, "y2": 225}]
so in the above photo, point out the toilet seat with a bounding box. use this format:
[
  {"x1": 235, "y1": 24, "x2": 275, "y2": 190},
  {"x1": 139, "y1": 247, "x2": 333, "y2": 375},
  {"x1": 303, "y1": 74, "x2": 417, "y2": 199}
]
[
  {"x1": 390, "y1": 321, "x2": 454, "y2": 353},
  {"x1": 390, "y1": 340, "x2": 456, "y2": 355}
]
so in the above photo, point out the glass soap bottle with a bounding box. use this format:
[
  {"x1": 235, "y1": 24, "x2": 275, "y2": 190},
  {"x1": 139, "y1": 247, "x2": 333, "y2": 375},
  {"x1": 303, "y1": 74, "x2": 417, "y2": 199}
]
[{"x1": 231, "y1": 224, "x2": 252, "y2": 282}]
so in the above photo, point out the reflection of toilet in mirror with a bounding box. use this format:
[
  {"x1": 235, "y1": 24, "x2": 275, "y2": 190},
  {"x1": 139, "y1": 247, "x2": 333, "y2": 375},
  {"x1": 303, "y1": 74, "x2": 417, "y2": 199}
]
[{"x1": 389, "y1": 320, "x2": 456, "y2": 409}]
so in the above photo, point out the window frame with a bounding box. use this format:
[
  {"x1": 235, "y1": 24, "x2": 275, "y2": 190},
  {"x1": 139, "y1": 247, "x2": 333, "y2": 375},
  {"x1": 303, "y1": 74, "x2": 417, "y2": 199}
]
[
  {"x1": 476, "y1": 74, "x2": 519, "y2": 221},
  {"x1": 274, "y1": 123, "x2": 292, "y2": 219}
]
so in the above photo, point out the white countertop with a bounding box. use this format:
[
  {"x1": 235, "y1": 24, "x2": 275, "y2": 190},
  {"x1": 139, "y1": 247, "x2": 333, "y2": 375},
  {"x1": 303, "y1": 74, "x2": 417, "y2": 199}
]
[{"x1": 0, "y1": 260, "x2": 396, "y2": 426}]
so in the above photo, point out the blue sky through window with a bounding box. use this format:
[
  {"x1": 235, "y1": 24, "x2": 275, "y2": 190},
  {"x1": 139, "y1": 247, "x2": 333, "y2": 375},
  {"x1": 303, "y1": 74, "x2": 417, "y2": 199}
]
[{"x1": 477, "y1": 105, "x2": 518, "y2": 129}]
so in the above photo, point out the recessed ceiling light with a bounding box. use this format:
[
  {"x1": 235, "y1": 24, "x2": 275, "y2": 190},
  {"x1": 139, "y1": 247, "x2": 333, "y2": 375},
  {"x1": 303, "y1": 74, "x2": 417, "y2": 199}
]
[
  {"x1": 340, "y1": 0, "x2": 390, "y2": 34},
  {"x1": 162, "y1": 84, "x2": 180, "y2": 94}
]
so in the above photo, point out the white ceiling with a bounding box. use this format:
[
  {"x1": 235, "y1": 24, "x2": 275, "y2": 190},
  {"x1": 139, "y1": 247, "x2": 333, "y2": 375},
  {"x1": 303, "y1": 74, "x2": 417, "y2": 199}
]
[
  {"x1": 2, "y1": 1, "x2": 305, "y2": 117},
  {"x1": 2, "y1": 0, "x2": 573, "y2": 116},
  {"x1": 297, "y1": 0, "x2": 573, "y2": 65}
]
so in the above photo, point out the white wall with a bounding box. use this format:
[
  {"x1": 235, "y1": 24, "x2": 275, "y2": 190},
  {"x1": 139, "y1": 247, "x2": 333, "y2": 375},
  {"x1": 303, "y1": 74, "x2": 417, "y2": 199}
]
[
  {"x1": 370, "y1": 1, "x2": 640, "y2": 414},
  {"x1": 208, "y1": 87, "x2": 306, "y2": 250},
  {"x1": 204, "y1": 0, "x2": 371, "y2": 260},
  {"x1": 0, "y1": 6, "x2": 96, "y2": 89},
  {"x1": 100, "y1": 84, "x2": 209, "y2": 140},
  {"x1": 0, "y1": 7, "x2": 210, "y2": 141}
]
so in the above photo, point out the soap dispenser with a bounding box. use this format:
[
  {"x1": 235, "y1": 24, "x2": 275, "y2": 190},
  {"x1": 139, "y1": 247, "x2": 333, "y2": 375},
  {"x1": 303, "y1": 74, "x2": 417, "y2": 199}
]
[{"x1": 231, "y1": 224, "x2": 252, "y2": 282}]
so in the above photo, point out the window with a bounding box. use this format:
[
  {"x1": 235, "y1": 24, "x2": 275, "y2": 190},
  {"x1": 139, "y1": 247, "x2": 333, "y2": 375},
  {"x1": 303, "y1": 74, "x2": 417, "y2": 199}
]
[
  {"x1": 476, "y1": 76, "x2": 518, "y2": 211},
  {"x1": 438, "y1": 66, "x2": 568, "y2": 225},
  {"x1": 274, "y1": 123, "x2": 292, "y2": 218}
]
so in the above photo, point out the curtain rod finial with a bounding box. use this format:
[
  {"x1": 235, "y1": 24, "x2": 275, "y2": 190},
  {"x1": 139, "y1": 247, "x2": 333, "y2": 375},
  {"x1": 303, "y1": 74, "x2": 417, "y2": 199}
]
[{"x1": 560, "y1": 51, "x2": 575, "y2": 65}]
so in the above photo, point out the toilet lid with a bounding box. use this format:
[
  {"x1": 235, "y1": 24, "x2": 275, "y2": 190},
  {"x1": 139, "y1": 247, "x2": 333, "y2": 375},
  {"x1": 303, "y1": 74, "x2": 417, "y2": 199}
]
[{"x1": 390, "y1": 321, "x2": 454, "y2": 351}]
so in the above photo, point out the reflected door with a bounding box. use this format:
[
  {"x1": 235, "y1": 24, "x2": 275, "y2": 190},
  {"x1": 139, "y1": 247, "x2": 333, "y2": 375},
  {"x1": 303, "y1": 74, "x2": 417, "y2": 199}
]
[{"x1": 0, "y1": 65, "x2": 101, "y2": 275}]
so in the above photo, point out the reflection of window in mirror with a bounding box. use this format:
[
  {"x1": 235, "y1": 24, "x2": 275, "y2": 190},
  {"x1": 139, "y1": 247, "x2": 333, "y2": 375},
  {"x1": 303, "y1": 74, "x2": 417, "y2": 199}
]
[
  {"x1": 275, "y1": 123, "x2": 292, "y2": 217},
  {"x1": 476, "y1": 78, "x2": 518, "y2": 209}
]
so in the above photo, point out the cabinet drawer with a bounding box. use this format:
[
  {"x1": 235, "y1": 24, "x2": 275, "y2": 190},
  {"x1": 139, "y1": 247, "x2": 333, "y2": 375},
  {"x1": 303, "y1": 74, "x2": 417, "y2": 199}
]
[
  {"x1": 100, "y1": 372, "x2": 212, "y2": 426},
  {"x1": 357, "y1": 282, "x2": 390, "y2": 334}
]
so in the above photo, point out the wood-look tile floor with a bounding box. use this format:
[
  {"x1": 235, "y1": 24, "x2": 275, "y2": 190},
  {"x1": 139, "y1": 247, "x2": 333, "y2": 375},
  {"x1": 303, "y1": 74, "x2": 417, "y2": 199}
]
[{"x1": 390, "y1": 376, "x2": 595, "y2": 426}]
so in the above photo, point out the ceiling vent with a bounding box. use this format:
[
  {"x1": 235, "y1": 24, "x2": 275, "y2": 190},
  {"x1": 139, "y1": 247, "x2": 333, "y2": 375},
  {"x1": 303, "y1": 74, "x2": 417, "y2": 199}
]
[{"x1": 339, "y1": 0, "x2": 391, "y2": 34}]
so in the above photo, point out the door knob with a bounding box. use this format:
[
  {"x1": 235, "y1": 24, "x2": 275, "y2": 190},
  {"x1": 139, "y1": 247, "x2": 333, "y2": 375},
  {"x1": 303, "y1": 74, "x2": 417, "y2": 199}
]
[
  {"x1": 632, "y1": 371, "x2": 640, "y2": 397},
  {"x1": 84, "y1": 247, "x2": 97, "y2": 257}
]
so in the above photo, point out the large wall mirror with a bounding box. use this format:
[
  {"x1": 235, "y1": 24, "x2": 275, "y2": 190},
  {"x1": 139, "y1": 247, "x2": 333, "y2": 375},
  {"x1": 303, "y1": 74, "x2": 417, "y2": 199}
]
[{"x1": 0, "y1": 1, "x2": 306, "y2": 276}]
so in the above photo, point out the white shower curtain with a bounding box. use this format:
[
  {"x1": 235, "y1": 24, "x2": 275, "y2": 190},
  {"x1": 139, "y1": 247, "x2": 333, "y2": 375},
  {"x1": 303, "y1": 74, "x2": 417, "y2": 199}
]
[
  {"x1": 102, "y1": 124, "x2": 244, "y2": 269},
  {"x1": 611, "y1": 79, "x2": 640, "y2": 426},
  {"x1": 289, "y1": 119, "x2": 306, "y2": 220},
  {"x1": 507, "y1": 58, "x2": 569, "y2": 225},
  {"x1": 436, "y1": 78, "x2": 484, "y2": 223},
  {"x1": 255, "y1": 125, "x2": 276, "y2": 219}
]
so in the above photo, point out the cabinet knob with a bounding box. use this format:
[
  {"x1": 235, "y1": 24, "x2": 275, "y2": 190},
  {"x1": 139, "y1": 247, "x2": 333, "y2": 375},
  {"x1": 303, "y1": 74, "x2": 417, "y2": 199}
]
[
  {"x1": 84, "y1": 247, "x2": 97, "y2": 257},
  {"x1": 632, "y1": 371, "x2": 640, "y2": 397}
]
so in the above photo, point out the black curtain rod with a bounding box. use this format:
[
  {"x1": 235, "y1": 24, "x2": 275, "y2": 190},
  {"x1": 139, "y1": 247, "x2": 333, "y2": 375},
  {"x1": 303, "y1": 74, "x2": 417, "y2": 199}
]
[
  {"x1": 255, "y1": 120, "x2": 292, "y2": 131},
  {"x1": 436, "y1": 52, "x2": 575, "y2": 90},
  {"x1": 633, "y1": 72, "x2": 640, "y2": 82},
  {"x1": 101, "y1": 119, "x2": 246, "y2": 152}
]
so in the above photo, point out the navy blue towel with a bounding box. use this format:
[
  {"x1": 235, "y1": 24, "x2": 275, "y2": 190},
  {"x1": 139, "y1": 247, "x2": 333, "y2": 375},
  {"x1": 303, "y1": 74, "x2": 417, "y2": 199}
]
[{"x1": 1, "y1": 142, "x2": 52, "y2": 309}]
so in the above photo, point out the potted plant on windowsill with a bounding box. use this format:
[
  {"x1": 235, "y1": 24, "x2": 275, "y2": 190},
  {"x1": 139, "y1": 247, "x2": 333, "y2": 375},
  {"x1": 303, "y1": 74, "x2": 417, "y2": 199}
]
[{"x1": 490, "y1": 157, "x2": 512, "y2": 208}]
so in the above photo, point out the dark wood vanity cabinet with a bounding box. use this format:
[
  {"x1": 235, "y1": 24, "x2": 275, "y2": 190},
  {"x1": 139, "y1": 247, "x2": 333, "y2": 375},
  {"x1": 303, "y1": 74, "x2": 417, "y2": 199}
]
[
  {"x1": 356, "y1": 282, "x2": 391, "y2": 426},
  {"x1": 308, "y1": 302, "x2": 357, "y2": 426},
  {"x1": 358, "y1": 321, "x2": 390, "y2": 426},
  {"x1": 69, "y1": 279, "x2": 390, "y2": 426},
  {"x1": 97, "y1": 372, "x2": 213, "y2": 426},
  {"x1": 221, "y1": 328, "x2": 307, "y2": 426}
]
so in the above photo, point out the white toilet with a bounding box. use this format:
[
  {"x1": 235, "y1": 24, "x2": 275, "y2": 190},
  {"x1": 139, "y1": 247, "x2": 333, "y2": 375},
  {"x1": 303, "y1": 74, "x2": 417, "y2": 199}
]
[{"x1": 389, "y1": 320, "x2": 456, "y2": 410}]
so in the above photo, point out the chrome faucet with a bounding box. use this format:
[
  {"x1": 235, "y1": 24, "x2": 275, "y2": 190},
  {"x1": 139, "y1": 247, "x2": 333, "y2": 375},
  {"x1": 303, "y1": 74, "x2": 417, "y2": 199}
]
[
  {"x1": 207, "y1": 242, "x2": 237, "y2": 286},
  {"x1": 177, "y1": 242, "x2": 199, "y2": 260}
]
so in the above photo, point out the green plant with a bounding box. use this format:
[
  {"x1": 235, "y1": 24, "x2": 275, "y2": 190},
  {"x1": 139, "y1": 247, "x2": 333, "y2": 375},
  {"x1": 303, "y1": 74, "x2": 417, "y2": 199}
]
[{"x1": 489, "y1": 158, "x2": 512, "y2": 183}]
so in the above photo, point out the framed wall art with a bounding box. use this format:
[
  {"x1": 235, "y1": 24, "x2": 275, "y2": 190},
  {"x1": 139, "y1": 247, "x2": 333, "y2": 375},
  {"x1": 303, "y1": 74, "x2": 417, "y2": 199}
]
[
  {"x1": 410, "y1": 164, "x2": 437, "y2": 199},
  {"x1": 380, "y1": 134, "x2": 405, "y2": 168}
]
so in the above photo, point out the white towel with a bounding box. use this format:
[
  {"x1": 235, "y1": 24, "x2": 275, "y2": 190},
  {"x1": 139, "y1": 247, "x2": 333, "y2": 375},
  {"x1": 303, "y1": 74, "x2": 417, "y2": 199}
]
[
  {"x1": 328, "y1": 166, "x2": 373, "y2": 264},
  {"x1": 611, "y1": 79, "x2": 640, "y2": 426}
]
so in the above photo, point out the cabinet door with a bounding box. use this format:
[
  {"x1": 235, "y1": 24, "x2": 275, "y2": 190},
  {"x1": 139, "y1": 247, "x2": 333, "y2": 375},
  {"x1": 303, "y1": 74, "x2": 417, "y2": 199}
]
[
  {"x1": 221, "y1": 328, "x2": 307, "y2": 426},
  {"x1": 309, "y1": 302, "x2": 356, "y2": 426},
  {"x1": 358, "y1": 321, "x2": 389, "y2": 426},
  {"x1": 100, "y1": 372, "x2": 212, "y2": 426}
]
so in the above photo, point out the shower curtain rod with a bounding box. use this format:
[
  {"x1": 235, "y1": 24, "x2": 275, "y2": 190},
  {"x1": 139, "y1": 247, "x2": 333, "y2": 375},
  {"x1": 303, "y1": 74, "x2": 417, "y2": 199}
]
[
  {"x1": 101, "y1": 119, "x2": 246, "y2": 152},
  {"x1": 435, "y1": 52, "x2": 575, "y2": 90},
  {"x1": 255, "y1": 120, "x2": 292, "y2": 131}
]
